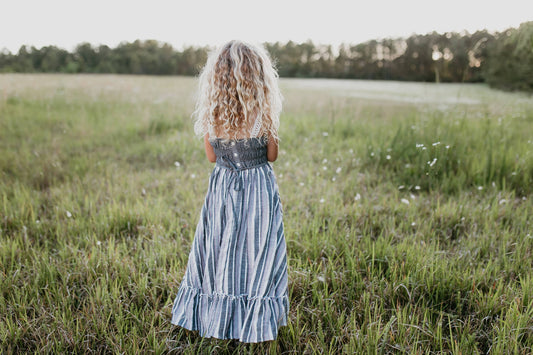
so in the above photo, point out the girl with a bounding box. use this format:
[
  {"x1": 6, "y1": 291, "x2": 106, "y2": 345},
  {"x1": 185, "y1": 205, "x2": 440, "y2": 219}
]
[{"x1": 171, "y1": 40, "x2": 289, "y2": 343}]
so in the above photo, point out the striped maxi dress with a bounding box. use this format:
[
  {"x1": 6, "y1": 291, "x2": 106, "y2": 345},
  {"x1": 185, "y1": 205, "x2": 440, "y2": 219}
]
[{"x1": 171, "y1": 136, "x2": 289, "y2": 343}]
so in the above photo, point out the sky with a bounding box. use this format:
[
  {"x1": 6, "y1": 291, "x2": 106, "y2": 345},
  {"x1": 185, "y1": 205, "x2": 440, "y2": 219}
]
[{"x1": 1, "y1": 0, "x2": 532, "y2": 53}]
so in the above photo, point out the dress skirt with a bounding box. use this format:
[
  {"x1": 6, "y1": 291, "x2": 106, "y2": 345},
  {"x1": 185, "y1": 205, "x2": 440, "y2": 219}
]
[{"x1": 171, "y1": 159, "x2": 289, "y2": 343}]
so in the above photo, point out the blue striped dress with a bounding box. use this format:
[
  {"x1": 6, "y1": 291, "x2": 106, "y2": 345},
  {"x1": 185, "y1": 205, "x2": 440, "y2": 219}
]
[{"x1": 171, "y1": 136, "x2": 289, "y2": 343}]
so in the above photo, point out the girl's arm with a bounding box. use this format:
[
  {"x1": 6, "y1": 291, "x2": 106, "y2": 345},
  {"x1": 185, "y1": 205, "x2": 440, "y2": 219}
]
[
  {"x1": 204, "y1": 134, "x2": 217, "y2": 163},
  {"x1": 267, "y1": 135, "x2": 278, "y2": 162}
]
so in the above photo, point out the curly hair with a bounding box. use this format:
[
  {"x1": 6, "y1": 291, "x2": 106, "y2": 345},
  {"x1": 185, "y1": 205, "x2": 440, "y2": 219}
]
[{"x1": 193, "y1": 40, "x2": 282, "y2": 142}]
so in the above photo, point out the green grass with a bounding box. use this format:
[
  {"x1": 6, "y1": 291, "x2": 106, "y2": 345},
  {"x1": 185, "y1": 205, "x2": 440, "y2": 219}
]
[{"x1": 1, "y1": 73, "x2": 532, "y2": 354}]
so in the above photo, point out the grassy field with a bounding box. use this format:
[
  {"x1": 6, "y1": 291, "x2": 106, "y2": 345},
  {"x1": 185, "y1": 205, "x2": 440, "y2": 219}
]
[{"x1": 1, "y1": 73, "x2": 533, "y2": 354}]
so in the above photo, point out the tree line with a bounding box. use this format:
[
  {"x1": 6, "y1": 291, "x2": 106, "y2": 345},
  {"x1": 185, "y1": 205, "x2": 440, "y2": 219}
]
[{"x1": 1, "y1": 22, "x2": 531, "y2": 91}]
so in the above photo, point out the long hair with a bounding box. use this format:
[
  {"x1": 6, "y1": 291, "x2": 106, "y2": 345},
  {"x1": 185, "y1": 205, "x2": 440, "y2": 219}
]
[{"x1": 192, "y1": 40, "x2": 282, "y2": 142}]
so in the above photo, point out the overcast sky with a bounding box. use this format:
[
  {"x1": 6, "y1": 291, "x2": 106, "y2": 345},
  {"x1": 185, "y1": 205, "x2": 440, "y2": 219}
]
[{"x1": 1, "y1": 0, "x2": 532, "y2": 53}]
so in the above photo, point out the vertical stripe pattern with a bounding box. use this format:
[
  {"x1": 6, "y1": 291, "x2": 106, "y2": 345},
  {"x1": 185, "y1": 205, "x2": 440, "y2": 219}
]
[{"x1": 171, "y1": 138, "x2": 289, "y2": 343}]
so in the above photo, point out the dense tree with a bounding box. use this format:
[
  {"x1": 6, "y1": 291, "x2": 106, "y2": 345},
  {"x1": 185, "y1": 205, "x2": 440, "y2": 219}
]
[
  {"x1": 0, "y1": 24, "x2": 530, "y2": 91},
  {"x1": 484, "y1": 22, "x2": 533, "y2": 91}
]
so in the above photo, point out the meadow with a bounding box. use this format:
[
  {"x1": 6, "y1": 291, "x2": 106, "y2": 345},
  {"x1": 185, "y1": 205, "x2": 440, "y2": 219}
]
[{"x1": 1, "y1": 73, "x2": 532, "y2": 354}]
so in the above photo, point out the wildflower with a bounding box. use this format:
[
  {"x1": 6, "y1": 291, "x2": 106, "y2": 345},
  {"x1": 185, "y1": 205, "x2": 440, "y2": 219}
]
[
  {"x1": 191, "y1": 174, "x2": 196, "y2": 179},
  {"x1": 96, "y1": 240, "x2": 102, "y2": 246},
  {"x1": 332, "y1": 177, "x2": 336, "y2": 182},
  {"x1": 349, "y1": 149, "x2": 354, "y2": 154},
  {"x1": 141, "y1": 188, "x2": 146, "y2": 196},
  {"x1": 322, "y1": 166, "x2": 327, "y2": 171},
  {"x1": 415, "y1": 186, "x2": 421, "y2": 190},
  {"x1": 398, "y1": 185, "x2": 405, "y2": 190},
  {"x1": 428, "y1": 158, "x2": 437, "y2": 167},
  {"x1": 354, "y1": 193, "x2": 361, "y2": 201},
  {"x1": 322, "y1": 158, "x2": 328, "y2": 164},
  {"x1": 370, "y1": 152, "x2": 374, "y2": 157},
  {"x1": 386, "y1": 155, "x2": 391, "y2": 160},
  {"x1": 445, "y1": 145, "x2": 450, "y2": 149},
  {"x1": 411, "y1": 222, "x2": 416, "y2": 226},
  {"x1": 320, "y1": 198, "x2": 325, "y2": 203},
  {"x1": 432, "y1": 142, "x2": 441, "y2": 146},
  {"x1": 410, "y1": 193, "x2": 416, "y2": 199},
  {"x1": 174, "y1": 161, "x2": 181, "y2": 167},
  {"x1": 416, "y1": 143, "x2": 424, "y2": 148},
  {"x1": 317, "y1": 276, "x2": 325, "y2": 282},
  {"x1": 422, "y1": 147, "x2": 427, "y2": 150},
  {"x1": 66, "y1": 211, "x2": 72, "y2": 218},
  {"x1": 299, "y1": 182, "x2": 305, "y2": 186},
  {"x1": 477, "y1": 186, "x2": 483, "y2": 190},
  {"x1": 336, "y1": 167, "x2": 342, "y2": 174},
  {"x1": 499, "y1": 199, "x2": 507, "y2": 205},
  {"x1": 401, "y1": 198, "x2": 410, "y2": 205},
  {"x1": 322, "y1": 132, "x2": 329, "y2": 137}
]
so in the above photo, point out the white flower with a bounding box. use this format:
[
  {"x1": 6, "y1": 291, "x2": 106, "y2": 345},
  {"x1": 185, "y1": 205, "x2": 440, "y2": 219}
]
[
  {"x1": 411, "y1": 222, "x2": 416, "y2": 226},
  {"x1": 416, "y1": 143, "x2": 424, "y2": 148},
  {"x1": 317, "y1": 275, "x2": 325, "y2": 282},
  {"x1": 191, "y1": 174, "x2": 196, "y2": 179},
  {"x1": 299, "y1": 182, "x2": 305, "y2": 186},
  {"x1": 370, "y1": 152, "x2": 375, "y2": 157},
  {"x1": 322, "y1": 158, "x2": 328, "y2": 164},
  {"x1": 322, "y1": 166, "x2": 327, "y2": 171},
  {"x1": 499, "y1": 199, "x2": 507, "y2": 205},
  {"x1": 398, "y1": 185, "x2": 405, "y2": 190},
  {"x1": 428, "y1": 158, "x2": 437, "y2": 167},
  {"x1": 336, "y1": 167, "x2": 342, "y2": 174},
  {"x1": 386, "y1": 155, "x2": 391, "y2": 160},
  {"x1": 422, "y1": 147, "x2": 427, "y2": 150},
  {"x1": 141, "y1": 188, "x2": 146, "y2": 196},
  {"x1": 432, "y1": 142, "x2": 441, "y2": 146},
  {"x1": 66, "y1": 211, "x2": 72, "y2": 218},
  {"x1": 401, "y1": 198, "x2": 410, "y2": 205},
  {"x1": 174, "y1": 161, "x2": 181, "y2": 167},
  {"x1": 349, "y1": 149, "x2": 354, "y2": 154},
  {"x1": 354, "y1": 193, "x2": 361, "y2": 201},
  {"x1": 445, "y1": 145, "x2": 450, "y2": 149},
  {"x1": 332, "y1": 177, "x2": 336, "y2": 182},
  {"x1": 322, "y1": 132, "x2": 329, "y2": 137},
  {"x1": 96, "y1": 240, "x2": 102, "y2": 246},
  {"x1": 319, "y1": 198, "x2": 325, "y2": 203},
  {"x1": 410, "y1": 193, "x2": 416, "y2": 200},
  {"x1": 415, "y1": 186, "x2": 421, "y2": 190},
  {"x1": 477, "y1": 186, "x2": 483, "y2": 190}
]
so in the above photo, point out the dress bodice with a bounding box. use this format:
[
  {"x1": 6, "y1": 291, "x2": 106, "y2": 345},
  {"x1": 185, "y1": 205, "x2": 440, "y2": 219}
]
[{"x1": 209, "y1": 137, "x2": 268, "y2": 170}]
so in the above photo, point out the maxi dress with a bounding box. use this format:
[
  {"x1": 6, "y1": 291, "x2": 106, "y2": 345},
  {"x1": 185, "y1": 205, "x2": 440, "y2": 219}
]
[{"x1": 171, "y1": 136, "x2": 289, "y2": 343}]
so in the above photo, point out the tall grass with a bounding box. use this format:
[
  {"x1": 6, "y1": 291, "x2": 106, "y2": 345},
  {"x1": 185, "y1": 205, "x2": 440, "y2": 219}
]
[{"x1": 1, "y1": 74, "x2": 532, "y2": 353}]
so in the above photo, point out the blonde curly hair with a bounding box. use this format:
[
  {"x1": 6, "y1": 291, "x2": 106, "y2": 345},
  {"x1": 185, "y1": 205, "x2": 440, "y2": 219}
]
[{"x1": 193, "y1": 40, "x2": 282, "y2": 142}]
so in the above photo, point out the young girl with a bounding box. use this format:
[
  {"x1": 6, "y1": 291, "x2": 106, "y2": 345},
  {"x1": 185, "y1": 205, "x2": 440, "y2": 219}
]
[{"x1": 171, "y1": 40, "x2": 289, "y2": 343}]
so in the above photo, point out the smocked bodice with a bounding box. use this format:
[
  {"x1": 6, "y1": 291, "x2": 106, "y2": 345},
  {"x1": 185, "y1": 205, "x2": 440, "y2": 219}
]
[{"x1": 209, "y1": 137, "x2": 268, "y2": 170}]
